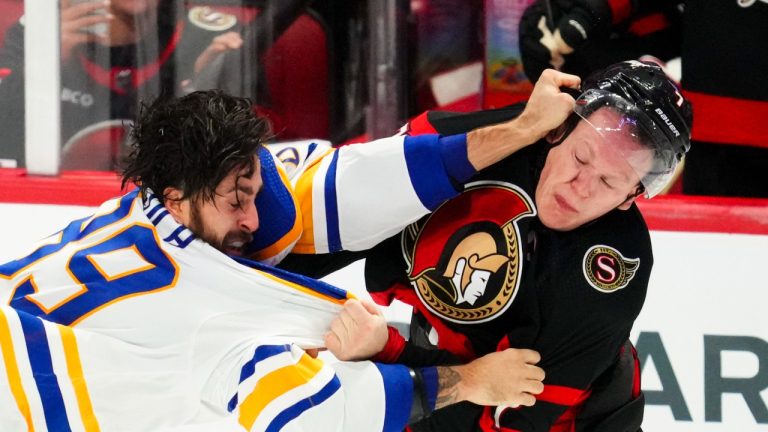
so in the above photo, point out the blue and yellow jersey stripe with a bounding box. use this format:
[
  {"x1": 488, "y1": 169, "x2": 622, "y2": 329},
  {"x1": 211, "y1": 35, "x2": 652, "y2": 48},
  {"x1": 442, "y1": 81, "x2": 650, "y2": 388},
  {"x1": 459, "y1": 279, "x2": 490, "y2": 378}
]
[
  {"x1": 57, "y1": 325, "x2": 99, "y2": 432},
  {"x1": 0, "y1": 307, "x2": 100, "y2": 431},
  {"x1": 231, "y1": 344, "x2": 342, "y2": 432},
  {"x1": 17, "y1": 310, "x2": 71, "y2": 431}
]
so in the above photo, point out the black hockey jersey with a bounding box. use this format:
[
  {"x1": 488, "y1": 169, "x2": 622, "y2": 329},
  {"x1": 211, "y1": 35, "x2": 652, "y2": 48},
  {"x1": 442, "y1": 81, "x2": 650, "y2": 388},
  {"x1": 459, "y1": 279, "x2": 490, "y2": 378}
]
[{"x1": 364, "y1": 108, "x2": 649, "y2": 431}]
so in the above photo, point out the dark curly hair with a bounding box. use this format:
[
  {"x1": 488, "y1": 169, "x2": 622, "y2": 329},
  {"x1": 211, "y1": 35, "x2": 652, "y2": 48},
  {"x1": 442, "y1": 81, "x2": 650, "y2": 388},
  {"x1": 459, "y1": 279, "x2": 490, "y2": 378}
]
[{"x1": 121, "y1": 90, "x2": 268, "y2": 204}]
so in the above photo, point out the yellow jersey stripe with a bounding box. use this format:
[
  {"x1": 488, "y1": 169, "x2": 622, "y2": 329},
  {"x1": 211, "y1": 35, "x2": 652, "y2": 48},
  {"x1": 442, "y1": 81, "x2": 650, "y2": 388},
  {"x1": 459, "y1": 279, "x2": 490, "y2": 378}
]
[
  {"x1": 292, "y1": 148, "x2": 335, "y2": 254},
  {"x1": 57, "y1": 325, "x2": 100, "y2": 432},
  {"x1": 0, "y1": 309, "x2": 34, "y2": 432},
  {"x1": 238, "y1": 352, "x2": 324, "y2": 430}
]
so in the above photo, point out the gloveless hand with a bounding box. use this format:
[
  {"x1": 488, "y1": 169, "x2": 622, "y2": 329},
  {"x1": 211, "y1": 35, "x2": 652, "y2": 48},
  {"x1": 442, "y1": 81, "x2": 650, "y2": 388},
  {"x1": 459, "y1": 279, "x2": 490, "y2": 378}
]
[
  {"x1": 325, "y1": 299, "x2": 389, "y2": 361},
  {"x1": 516, "y1": 68, "x2": 581, "y2": 142},
  {"x1": 466, "y1": 69, "x2": 580, "y2": 171},
  {"x1": 436, "y1": 348, "x2": 545, "y2": 409}
]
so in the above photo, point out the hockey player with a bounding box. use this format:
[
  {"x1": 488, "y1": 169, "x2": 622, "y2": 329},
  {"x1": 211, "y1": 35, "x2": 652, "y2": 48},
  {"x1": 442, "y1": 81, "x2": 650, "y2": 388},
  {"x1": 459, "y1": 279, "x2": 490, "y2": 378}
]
[
  {"x1": 315, "y1": 61, "x2": 692, "y2": 431},
  {"x1": 0, "y1": 79, "x2": 588, "y2": 431}
]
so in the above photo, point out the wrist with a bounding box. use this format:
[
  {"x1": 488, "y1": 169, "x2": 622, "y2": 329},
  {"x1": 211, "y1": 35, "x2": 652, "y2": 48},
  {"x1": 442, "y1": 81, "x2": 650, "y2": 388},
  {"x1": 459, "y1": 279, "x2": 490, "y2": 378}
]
[
  {"x1": 435, "y1": 364, "x2": 471, "y2": 409},
  {"x1": 451, "y1": 364, "x2": 473, "y2": 404},
  {"x1": 514, "y1": 111, "x2": 549, "y2": 143},
  {"x1": 371, "y1": 326, "x2": 406, "y2": 363}
]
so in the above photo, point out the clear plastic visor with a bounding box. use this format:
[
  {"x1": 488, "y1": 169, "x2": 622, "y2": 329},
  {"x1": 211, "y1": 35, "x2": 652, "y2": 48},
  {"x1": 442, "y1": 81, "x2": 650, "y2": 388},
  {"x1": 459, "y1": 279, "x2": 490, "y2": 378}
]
[{"x1": 573, "y1": 89, "x2": 680, "y2": 198}]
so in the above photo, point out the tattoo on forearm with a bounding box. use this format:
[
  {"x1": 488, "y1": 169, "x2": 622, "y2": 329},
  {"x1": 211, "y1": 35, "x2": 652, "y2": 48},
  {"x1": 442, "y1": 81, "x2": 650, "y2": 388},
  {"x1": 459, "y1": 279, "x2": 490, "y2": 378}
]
[{"x1": 435, "y1": 367, "x2": 462, "y2": 409}]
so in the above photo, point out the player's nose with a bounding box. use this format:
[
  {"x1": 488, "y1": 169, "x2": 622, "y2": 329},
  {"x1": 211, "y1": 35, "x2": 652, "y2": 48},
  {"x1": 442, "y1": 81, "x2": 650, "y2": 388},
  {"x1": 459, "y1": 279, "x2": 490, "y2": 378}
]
[{"x1": 240, "y1": 201, "x2": 259, "y2": 232}]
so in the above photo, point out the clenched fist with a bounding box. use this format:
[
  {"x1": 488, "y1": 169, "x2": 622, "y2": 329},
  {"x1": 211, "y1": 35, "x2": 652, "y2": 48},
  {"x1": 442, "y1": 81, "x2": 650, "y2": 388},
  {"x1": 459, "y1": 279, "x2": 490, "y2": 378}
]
[
  {"x1": 325, "y1": 299, "x2": 389, "y2": 361},
  {"x1": 444, "y1": 348, "x2": 546, "y2": 409}
]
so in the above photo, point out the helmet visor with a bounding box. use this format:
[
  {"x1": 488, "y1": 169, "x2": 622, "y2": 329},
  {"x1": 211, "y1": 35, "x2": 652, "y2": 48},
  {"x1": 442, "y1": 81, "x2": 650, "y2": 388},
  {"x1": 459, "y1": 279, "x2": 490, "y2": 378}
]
[{"x1": 573, "y1": 89, "x2": 682, "y2": 198}]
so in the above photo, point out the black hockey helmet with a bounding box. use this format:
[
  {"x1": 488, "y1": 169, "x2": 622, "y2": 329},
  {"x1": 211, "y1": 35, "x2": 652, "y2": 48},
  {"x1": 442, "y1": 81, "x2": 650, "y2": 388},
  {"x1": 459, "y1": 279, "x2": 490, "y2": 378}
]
[{"x1": 572, "y1": 60, "x2": 693, "y2": 197}]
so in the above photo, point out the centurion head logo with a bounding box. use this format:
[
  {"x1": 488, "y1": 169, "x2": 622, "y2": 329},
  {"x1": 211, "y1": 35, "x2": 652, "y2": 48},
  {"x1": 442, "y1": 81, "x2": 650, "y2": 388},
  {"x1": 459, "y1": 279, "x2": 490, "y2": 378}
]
[
  {"x1": 442, "y1": 232, "x2": 510, "y2": 306},
  {"x1": 402, "y1": 181, "x2": 535, "y2": 324},
  {"x1": 582, "y1": 245, "x2": 640, "y2": 293}
]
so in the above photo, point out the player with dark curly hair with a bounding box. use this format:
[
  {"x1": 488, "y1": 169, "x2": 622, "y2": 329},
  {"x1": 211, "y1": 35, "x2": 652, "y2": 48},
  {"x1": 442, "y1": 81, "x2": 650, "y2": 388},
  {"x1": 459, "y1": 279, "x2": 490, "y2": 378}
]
[{"x1": 122, "y1": 90, "x2": 268, "y2": 206}]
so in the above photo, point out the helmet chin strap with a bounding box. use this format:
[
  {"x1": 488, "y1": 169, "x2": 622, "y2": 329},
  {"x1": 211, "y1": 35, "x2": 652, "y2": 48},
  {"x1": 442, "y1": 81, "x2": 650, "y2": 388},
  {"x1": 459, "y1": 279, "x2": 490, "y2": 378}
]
[{"x1": 616, "y1": 185, "x2": 645, "y2": 211}]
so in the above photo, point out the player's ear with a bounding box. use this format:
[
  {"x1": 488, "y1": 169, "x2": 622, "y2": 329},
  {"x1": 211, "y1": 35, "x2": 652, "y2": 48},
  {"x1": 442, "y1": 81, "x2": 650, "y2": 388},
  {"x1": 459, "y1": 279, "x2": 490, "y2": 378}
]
[{"x1": 163, "y1": 187, "x2": 186, "y2": 222}]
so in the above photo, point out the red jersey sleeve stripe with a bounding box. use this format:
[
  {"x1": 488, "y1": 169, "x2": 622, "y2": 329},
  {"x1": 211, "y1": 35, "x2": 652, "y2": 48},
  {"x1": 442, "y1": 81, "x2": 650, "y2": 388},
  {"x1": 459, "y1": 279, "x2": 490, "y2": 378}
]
[{"x1": 537, "y1": 385, "x2": 591, "y2": 407}]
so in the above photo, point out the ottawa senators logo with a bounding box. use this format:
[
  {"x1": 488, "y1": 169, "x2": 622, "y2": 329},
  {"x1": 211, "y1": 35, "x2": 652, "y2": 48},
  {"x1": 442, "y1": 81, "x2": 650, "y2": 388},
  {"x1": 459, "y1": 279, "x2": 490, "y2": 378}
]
[
  {"x1": 403, "y1": 181, "x2": 535, "y2": 324},
  {"x1": 582, "y1": 245, "x2": 640, "y2": 293}
]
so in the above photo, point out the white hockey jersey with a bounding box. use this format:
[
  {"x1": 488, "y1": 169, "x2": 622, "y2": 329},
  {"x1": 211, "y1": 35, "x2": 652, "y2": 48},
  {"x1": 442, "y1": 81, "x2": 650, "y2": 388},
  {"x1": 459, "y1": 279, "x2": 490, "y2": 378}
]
[
  {"x1": 0, "y1": 190, "x2": 414, "y2": 431},
  {"x1": 0, "y1": 133, "x2": 472, "y2": 431}
]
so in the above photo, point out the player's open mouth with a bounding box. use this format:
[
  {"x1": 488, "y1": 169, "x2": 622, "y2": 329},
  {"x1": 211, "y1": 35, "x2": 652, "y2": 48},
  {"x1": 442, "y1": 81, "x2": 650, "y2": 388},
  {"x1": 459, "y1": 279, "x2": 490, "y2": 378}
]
[{"x1": 225, "y1": 241, "x2": 245, "y2": 256}]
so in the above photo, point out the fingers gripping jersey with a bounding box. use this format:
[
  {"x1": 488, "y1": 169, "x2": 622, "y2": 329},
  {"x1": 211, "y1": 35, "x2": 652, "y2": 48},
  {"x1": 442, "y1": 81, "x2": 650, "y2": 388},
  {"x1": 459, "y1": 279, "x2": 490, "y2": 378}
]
[
  {"x1": 251, "y1": 134, "x2": 471, "y2": 265},
  {"x1": 0, "y1": 191, "x2": 415, "y2": 431}
]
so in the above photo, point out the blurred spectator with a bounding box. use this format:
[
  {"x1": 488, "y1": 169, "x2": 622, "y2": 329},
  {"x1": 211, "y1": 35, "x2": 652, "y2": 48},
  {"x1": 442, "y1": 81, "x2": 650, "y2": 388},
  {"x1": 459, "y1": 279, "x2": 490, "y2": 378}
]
[
  {"x1": 0, "y1": 0, "x2": 246, "y2": 169},
  {"x1": 518, "y1": 0, "x2": 768, "y2": 198}
]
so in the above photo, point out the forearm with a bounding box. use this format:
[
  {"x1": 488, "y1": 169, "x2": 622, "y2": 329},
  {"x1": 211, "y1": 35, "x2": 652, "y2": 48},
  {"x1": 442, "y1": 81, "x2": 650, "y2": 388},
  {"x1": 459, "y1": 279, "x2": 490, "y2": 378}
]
[{"x1": 465, "y1": 115, "x2": 542, "y2": 171}]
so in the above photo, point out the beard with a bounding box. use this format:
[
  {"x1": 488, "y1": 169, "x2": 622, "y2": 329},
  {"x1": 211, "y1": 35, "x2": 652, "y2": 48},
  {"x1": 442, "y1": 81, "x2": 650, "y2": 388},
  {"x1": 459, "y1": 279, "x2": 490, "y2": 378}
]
[{"x1": 188, "y1": 203, "x2": 253, "y2": 256}]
